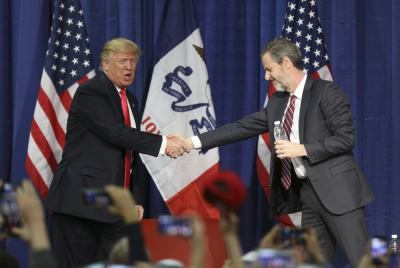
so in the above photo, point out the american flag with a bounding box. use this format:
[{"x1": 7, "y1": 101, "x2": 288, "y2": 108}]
[
  {"x1": 256, "y1": 0, "x2": 333, "y2": 227},
  {"x1": 25, "y1": 0, "x2": 95, "y2": 198}
]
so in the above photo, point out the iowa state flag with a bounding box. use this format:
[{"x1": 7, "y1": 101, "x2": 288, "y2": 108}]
[{"x1": 140, "y1": 0, "x2": 220, "y2": 218}]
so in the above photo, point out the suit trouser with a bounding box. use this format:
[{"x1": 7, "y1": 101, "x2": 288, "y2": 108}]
[
  {"x1": 50, "y1": 212, "x2": 126, "y2": 268},
  {"x1": 299, "y1": 180, "x2": 369, "y2": 268}
]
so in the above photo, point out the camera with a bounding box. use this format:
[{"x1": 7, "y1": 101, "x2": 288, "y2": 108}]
[
  {"x1": 280, "y1": 227, "x2": 305, "y2": 248},
  {"x1": 0, "y1": 182, "x2": 21, "y2": 234},
  {"x1": 82, "y1": 188, "x2": 112, "y2": 207},
  {"x1": 157, "y1": 215, "x2": 192, "y2": 237},
  {"x1": 371, "y1": 236, "x2": 388, "y2": 264}
]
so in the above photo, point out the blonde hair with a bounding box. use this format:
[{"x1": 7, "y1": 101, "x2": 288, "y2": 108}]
[{"x1": 100, "y1": 38, "x2": 142, "y2": 62}]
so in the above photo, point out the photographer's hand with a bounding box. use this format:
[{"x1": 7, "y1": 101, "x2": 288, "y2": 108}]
[
  {"x1": 219, "y1": 210, "x2": 243, "y2": 268},
  {"x1": 188, "y1": 215, "x2": 205, "y2": 268},
  {"x1": 259, "y1": 225, "x2": 283, "y2": 249},
  {"x1": 104, "y1": 185, "x2": 142, "y2": 223},
  {"x1": 356, "y1": 238, "x2": 388, "y2": 268},
  {"x1": 11, "y1": 180, "x2": 50, "y2": 250},
  {"x1": 301, "y1": 227, "x2": 326, "y2": 265}
]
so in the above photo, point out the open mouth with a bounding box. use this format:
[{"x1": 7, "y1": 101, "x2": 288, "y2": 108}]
[{"x1": 124, "y1": 73, "x2": 132, "y2": 81}]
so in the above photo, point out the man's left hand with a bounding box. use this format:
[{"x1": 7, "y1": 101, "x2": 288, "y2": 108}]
[{"x1": 274, "y1": 140, "x2": 307, "y2": 159}]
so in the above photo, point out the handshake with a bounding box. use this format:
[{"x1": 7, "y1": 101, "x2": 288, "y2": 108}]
[{"x1": 165, "y1": 134, "x2": 194, "y2": 159}]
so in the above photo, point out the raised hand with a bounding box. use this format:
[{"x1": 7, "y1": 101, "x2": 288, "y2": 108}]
[
  {"x1": 258, "y1": 224, "x2": 283, "y2": 249},
  {"x1": 12, "y1": 180, "x2": 50, "y2": 250},
  {"x1": 104, "y1": 185, "x2": 142, "y2": 223}
]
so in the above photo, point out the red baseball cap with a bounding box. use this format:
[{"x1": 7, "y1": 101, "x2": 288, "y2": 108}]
[{"x1": 203, "y1": 170, "x2": 247, "y2": 210}]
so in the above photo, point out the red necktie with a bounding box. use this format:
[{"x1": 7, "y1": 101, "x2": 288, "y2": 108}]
[
  {"x1": 281, "y1": 95, "x2": 296, "y2": 190},
  {"x1": 120, "y1": 88, "x2": 132, "y2": 189}
]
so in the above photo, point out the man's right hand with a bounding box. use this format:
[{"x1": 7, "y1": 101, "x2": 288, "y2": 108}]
[
  {"x1": 104, "y1": 185, "x2": 142, "y2": 223},
  {"x1": 165, "y1": 134, "x2": 193, "y2": 158}
]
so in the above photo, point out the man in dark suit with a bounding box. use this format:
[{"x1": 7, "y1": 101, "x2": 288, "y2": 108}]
[
  {"x1": 181, "y1": 38, "x2": 374, "y2": 267},
  {"x1": 46, "y1": 38, "x2": 185, "y2": 267}
]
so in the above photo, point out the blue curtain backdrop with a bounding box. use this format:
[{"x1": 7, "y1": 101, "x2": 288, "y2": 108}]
[{"x1": 1, "y1": 0, "x2": 400, "y2": 266}]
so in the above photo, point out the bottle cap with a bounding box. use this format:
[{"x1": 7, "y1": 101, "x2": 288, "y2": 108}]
[
  {"x1": 274, "y1": 121, "x2": 281, "y2": 126},
  {"x1": 392, "y1": 234, "x2": 398, "y2": 239}
]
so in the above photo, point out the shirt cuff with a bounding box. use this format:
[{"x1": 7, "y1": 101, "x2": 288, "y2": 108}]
[
  {"x1": 158, "y1": 136, "x2": 167, "y2": 155},
  {"x1": 191, "y1": 136, "x2": 202, "y2": 149}
]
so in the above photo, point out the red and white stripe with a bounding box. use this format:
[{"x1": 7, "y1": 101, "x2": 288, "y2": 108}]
[
  {"x1": 140, "y1": 29, "x2": 220, "y2": 218},
  {"x1": 26, "y1": 70, "x2": 95, "y2": 198}
]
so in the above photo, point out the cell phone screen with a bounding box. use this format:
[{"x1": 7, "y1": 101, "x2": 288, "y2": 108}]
[
  {"x1": 0, "y1": 183, "x2": 21, "y2": 234},
  {"x1": 82, "y1": 188, "x2": 112, "y2": 207},
  {"x1": 158, "y1": 215, "x2": 192, "y2": 237},
  {"x1": 257, "y1": 248, "x2": 293, "y2": 268},
  {"x1": 371, "y1": 237, "x2": 388, "y2": 258}
]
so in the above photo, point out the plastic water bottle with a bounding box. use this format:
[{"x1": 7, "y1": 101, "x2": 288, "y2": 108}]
[
  {"x1": 389, "y1": 234, "x2": 400, "y2": 255},
  {"x1": 273, "y1": 121, "x2": 287, "y2": 141}
]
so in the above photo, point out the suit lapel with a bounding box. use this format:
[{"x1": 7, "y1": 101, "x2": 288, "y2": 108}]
[
  {"x1": 275, "y1": 94, "x2": 290, "y2": 123},
  {"x1": 99, "y1": 72, "x2": 124, "y2": 120},
  {"x1": 299, "y1": 76, "x2": 313, "y2": 143}
]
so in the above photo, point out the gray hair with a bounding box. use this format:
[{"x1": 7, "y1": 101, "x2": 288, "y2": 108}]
[{"x1": 261, "y1": 38, "x2": 303, "y2": 70}]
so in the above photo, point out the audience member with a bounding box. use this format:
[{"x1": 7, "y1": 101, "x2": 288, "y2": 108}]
[
  {"x1": 0, "y1": 250, "x2": 19, "y2": 268},
  {"x1": 357, "y1": 238, "x2": 389, "y2": 268},
  {"x1": 11, "y1": 180, "x2": 57, "y2": 268},
  {"x1": 104, "y1": 185, "x2": 151, "y2": 267},
  {"x1": 220, "y1": 210, "x2": 244, "y2": 268},
  {"x1": 188, "y1": 215, "x2": 206, "y2": 268},
  {"x1": 259, "y1": 224, "x2": 330, "y2": 267}
]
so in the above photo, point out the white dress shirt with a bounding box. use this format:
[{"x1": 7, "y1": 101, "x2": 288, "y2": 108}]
[
  {"x1": 116, "y1": 86, "x2": 166, "y2": 155},
  {"x1": 282, "y1": 74, "x2": 307, "y2": 178}
]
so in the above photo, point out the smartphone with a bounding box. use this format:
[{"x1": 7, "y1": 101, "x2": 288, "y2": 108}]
[
  {"x1": 82, "y1": 188, "x2": 112, "y2": 207},
  {"x1": 257, "y1": 248, "x2": 293, "y2": 268},
  {"x1": 280, "y1": 227, "x2": 305, "y2": 248},
  {"x1": 371, "y1": 236, "x2": 388, "y2": 264},
  {"x1": 0, "y1": 183, "x2": 21, "y2": 234},
  {"x1": 157, "y1": 215, "x2": 192, "y2": 237}
]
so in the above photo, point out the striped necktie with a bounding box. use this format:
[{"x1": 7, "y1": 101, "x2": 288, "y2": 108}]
[{"x1": 281, "y1": 95, "x2": 296, "y2": 190}]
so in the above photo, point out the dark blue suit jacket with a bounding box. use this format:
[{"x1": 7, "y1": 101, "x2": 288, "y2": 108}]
[
  {"x1": 46, "y1": 72, "x2": 162, "y2": 222},
  {"x1": 198, "y1": 76, "x2": 374, "y2": 215}
]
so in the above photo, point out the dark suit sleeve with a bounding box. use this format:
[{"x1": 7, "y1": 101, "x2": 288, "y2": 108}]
[
  {"x1": 199, "y1": 109, "x2": 269, "y2": 150},
  {"x1": 74, "y1": 86, "x2": 162, "y2": 156},
  {"x1": 304, "y1": 83, "x2": 355, "y2": 164},
  {"x1": 30, "y1": 250, "x2": 58, "y2": 268}
]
